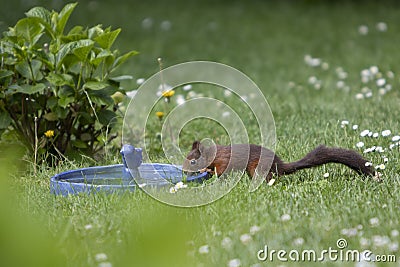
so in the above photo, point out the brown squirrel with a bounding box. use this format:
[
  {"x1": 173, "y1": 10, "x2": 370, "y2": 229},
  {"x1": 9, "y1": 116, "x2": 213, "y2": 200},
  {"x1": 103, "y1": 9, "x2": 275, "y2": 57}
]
[{"x1": 182, "y1": 141, "x2": 376, "y2": 181}]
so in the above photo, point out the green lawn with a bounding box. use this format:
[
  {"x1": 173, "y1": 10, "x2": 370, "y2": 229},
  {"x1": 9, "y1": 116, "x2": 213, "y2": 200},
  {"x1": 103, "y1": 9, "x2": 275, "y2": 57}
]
[{"x1": 1, "y1": 1, "x2": 399, "y2": 266}]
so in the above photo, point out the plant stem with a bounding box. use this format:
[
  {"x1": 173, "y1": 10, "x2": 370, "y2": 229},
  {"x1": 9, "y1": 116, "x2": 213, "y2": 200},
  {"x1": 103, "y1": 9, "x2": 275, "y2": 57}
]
[
  {"x1": 27, "y1": 58, "x2": 36, "y2": 84},
  {"x1": 34, "y1": 117, "x2": 38, "y2": 174}
]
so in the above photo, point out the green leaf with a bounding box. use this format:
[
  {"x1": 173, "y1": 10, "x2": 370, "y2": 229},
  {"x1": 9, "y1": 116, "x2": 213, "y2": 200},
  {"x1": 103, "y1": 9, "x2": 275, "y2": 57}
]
[
  {"x1": 68, "y1": 26, "x2": 84, "y2": 35},
  {"x1": 78, "y1": 111, "x2": 94, "y2": 124},
  {"x1": 60, "y1": 54, "x2": 81, "y2": 71},
  {"x1": 15, "y1": 61, "x2": 30, "y2": 79},
  {"x1": 25, "y1": 7, "x2": 55, "y2": 38},
  {"x1": 56, "y1": 2, "x2": 78, "y2": 35},
  {"x1": 55, "y1": 106, "x2": 68, "y2": 119},
  {"x1": 87, "y1": 89, "x2": 114, "y2": 106},
  {"x1": 43, "y1": 112, "x2": 58, "y2": 121},
  {"x1": 72, "y1": 39, "x2": 94, "y2": 61},
  {"x1": 15, "y1": 60, "x2": 43, "y2": 81},
  {"x1": 46, "y1": 73, "x2": 74, "y2": 87},
  {"x1": 58, "y1": 96, "x2": 75, "y2": 108},
  {"x1": 112, "y1": 50, "x2": 138, "y2": 71},
  {"x1": 94, "y1": 28, "x2": 121, "y2": 49},
  {"x1": 58, "y1": 86, "x2": 74, "y2": 98},
  {"x1": 0, "y1": 70, "x2": 14, "y2": 80},
  {"x1": 14, "y1": 17, "x2": 44, "y2": 44},
  {"x1": 0, "y1": 111, "x2": 12, "y2": 129},
  {"x1": 88, "y1": 25, "x2": 104, "y2": 39},
  {"x1": 72, "y1": 139, "x2": 88, "y2": 148},
  {"x1": 90, "y1": 49, "x2": 112, "y2": 66},
  {"x1": 31, "y1": 60, "x2": 43, "y2": 80},
  {"x1": 56, "y1": 39, "x2": 94, "y2": 69},
  {"x1": 56, "y1": 41, "x2": 79, "y2": 69},
  {"x1": 34, "y1": 49, "x2": 55, "y2": 70},
  {"x1": 26, "y1": 6, "x2": 52, "y2": 25},
  {"x1": 7, "y1": 84, "x2": 22, "y2": 94},
  {"x1": 16, "y1": 83, "x2": 46, "y2": 94},
  {"x1": 7, "y1": 83, "x2": 46, "y2": 95},
  {"x1": 97, "y1": 109, "x2": 117, "y2": 125},
  {"x1": 61, "y1": 33, "x2": 87, "y2": 42},
  {"x1": 80, "y1": 132, "x2": 92, "y2": 141},
  {"x1": 0, "y1": 40, "x2": 18, "y2": 55},
  {"x1": 46, "y1": 97, "x2": 58, "y2": 109},
  {"x1": 83, "y1": 81, "x2": 109, "y2": 90}
]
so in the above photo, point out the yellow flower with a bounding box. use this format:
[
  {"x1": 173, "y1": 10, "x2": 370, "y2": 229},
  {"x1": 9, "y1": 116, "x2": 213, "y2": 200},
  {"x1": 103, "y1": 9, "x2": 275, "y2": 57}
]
[
  {"x1": 162, "y1": 90, "x2": 175, "y2": 98},
  {"x1": 156, "y1": 111, "x2": 164, "y2": 120},
  {"x1": 44, "y1": 130, "x2": 54, "y2": 138}
]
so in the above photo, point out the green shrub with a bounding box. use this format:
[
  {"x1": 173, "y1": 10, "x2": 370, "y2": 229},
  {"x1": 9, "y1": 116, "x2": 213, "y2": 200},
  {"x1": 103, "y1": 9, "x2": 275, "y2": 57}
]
[{"x1": 0, "y1": 3, "x2": 137, "y2": 162}]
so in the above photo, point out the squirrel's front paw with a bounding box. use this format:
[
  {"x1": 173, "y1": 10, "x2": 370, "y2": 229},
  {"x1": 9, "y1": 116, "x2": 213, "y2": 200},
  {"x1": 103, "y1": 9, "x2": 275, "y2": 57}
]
[
  {"x1": 206, "y1": 168, "x2": 215, "y2": 175},
  {"x1": 199, "y1": 168, "x2": 215, "y2": 175},
  {"x1": 199, "y1": 168, "x2": 207, "y2": 173}
]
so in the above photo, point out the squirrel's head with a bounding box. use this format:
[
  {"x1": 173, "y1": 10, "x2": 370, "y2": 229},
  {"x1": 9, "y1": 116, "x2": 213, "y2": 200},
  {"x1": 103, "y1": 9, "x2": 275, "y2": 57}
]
[{"x1": 182, "y1": 140, "x2": 216, "y2": 174}]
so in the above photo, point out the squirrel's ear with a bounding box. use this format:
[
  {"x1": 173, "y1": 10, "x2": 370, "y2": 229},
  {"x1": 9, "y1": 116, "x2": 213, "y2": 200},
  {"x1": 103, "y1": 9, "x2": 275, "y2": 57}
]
[{"x1": 191, "y1": 141, "x2": 200, "y2": 151}]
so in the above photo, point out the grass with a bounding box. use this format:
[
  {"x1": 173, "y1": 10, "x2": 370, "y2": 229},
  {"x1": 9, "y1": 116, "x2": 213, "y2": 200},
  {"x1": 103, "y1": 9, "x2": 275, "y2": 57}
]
[{"x1": 1, "y1": 0, "x2": 400, "y2": 266}]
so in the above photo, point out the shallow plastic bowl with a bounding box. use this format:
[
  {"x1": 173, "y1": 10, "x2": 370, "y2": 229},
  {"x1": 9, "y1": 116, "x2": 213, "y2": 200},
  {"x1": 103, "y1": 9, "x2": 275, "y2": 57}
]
[{"x1": 50, "y1": 144, "x2": 209, "y2": 196}]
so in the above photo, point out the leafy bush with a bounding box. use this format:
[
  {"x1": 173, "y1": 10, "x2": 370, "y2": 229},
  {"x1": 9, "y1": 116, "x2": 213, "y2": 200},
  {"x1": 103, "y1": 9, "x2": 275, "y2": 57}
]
[{"x1": 0, "y1": 3, "x2": 137, "y2": 161}]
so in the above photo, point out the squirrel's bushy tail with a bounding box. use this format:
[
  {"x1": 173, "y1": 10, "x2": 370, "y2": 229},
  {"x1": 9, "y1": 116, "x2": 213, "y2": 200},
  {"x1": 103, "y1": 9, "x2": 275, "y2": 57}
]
[{"x1": 278, "y1": 145, "x2": 375, "y2": 176}]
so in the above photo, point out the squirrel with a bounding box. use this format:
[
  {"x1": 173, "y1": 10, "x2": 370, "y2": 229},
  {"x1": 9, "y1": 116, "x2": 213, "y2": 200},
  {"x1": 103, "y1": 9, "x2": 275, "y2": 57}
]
[{"x1": 182, "y1": 141, "x2": 376, "y2": 181}]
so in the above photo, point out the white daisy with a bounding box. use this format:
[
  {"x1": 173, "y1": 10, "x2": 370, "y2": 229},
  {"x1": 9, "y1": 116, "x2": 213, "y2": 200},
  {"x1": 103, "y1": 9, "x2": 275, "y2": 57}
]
[
  {"x1": 228, "y1": 259, "x2": 241, "y2": 267},
  {"x1": 369, "y1": 217, "x2": 380, "y2": 227},
  {"x1": 356, "y1": 142, "x2": 365, "y2": 148},
  {"x1": 293, "y1": 237, "x2": 305, "y2": 246},
  {"x1": 392, "y1": 135, "x2": 400, "y2": 142},
  {"x1": 370, "y1": 66, "x2": 379, "y2": 75},
  {"x1": 169, "y1": 187, "x2": 177, "y2": 194},
  {"x1": 95, "y1": 253, "x2": 108, "y2": 262},
  {"x1": 221, "y1": 237, "x2": 233, "y2": 249},
  {"x1": 387, "y1": 71, "x2": 394, "y2": 79},
  {"x1": 381, "y1": 130, "x2": 391, "y2": 137},
  {"x1": 308, "y1": 76, "x2": 318, "y2": 85},
  {"x1": 240, "y1": 234, "x2": 252, "y2": 245},
  {"x1": 358, "y1": 25, "x2": 369, "y2": 35},
  {"x1": 360, "y1": 130, "x2": 370, "y2": 137},
  {"x1": 176, "y1": 95, "x2": 185, "y2": 105},
  {"x1": 136, "y1": 78, "x2": 145, "y2": 85},
  {"x1": 183, "y1": 84, "x2": 193, "y2": 91},
  {"x1": 281, "y1": 214, "x2": 291, "y2": 222},
  {"x1": 198, "y1": 245, "x2": 210, "y2": 254},
  {"x1": 391, "y1": 229, "x2": 399, "y2": 237},
  {"x1": 250, "y1": 225, "x2": 261, "y2": 235},
  {"x1": 376, "y1": 78, "x2": 386, "y2": 87},
  {"x1": 376, "y1": 22, "x2": 388, "y2": 32},
  {"x1": 376, "y1": 164, "x2": 385, "y2": 170}
]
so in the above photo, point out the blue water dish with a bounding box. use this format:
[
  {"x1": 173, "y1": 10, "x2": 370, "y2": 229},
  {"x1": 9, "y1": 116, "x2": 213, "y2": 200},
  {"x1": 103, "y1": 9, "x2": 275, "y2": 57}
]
[{"x1": 50, "y1": 144, "x2": 209, "y2": 196}]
